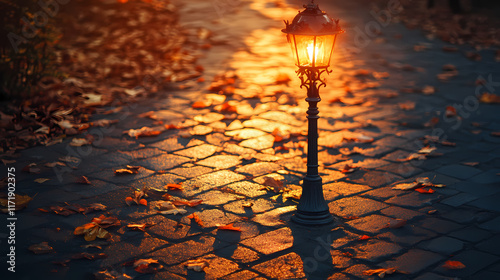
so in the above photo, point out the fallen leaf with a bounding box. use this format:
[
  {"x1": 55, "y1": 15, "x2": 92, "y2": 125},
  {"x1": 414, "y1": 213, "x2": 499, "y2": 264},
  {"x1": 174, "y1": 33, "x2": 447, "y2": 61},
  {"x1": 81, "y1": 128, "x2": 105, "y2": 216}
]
[
  {"x1": 133, "y1": 258, "x2": 163, "y2": 273},
  {"x1": 35, "y1": 178, "x2": 50, "y2": 183},
  {"x1": 392, "y1": 182, "x2": 419, "y2": 190},
  {"x1": 217, "y1": 223, "x2": 242, "y2": 232},
  {"x1": 442, "y1": 260, "x2": 466, "y2": 270},
  {"x1": 70, "y1": 138, "x2": 92, "y2": 146},
  {"x1": 399, "y1": 101, "x2": 415, "y2": 110},
  {"x1": 242, "y1": 202, "x2": 253, "y2": 208},
  {"x1": 422, "y1": 85, "x2": 436, "y2": 95},
  {"x1": 166, "y1": 183, "x2": 183, "y2": 190},
  {"x1": 185, "y1": 259, "x2": 209, "y2": 272},
  {"x1": 94, "y1": 270, "x2": 132, "y2": 280},
  {"x1": 341, "y1": 164, "x2": 357, "y2": 173},
  {"x1": 445, "y1": 106, "x2": 457, "y2": 118},
  {"x1": 418, "y1": 146, "x2": 437, "y2": 154},
  {"x1": 29, "y1": 242, "x2": 54, "y2": 254},
  {"x1": 0, "y1": 194, "x2": 33, "y2": 212},
  {"x1": 415, "y1": 188, "x2": 436, "y2": 194},
  {"x1": 272, "y1": 128, "x2": 287, "y2": 142},
  {"x1": 462, "y1": 162, "x2": 479, "y2": 167},
  {"x1": 363, "y1": 267, "x2": 397, "y2": 278},
  {"x1": 126, "y1": 127, "x2": 162, "y2": 138},
  {"x1": 158, "y1": 208, "x2": 187, "y2": 215},
  {"x1": 262, "y1": 177, "x2": 285, "y2": 192},
  {"x1": 172, "y1": 199, "x2": 203, "y2": 207},
  {"x1": 127, "y1": 223, "x2": 156, "y2": 231},
  {"x1": 76, "y1": 176, "x2": 91, "y2": 184},
  {"x1": 491, "y1": 131, "x2": 500, "y2": 137},
  {"x1": 479, "y1": 92, "x2": 500, "y2": 104},
  {"x1": 192, "y1": 101, "x2": 211, "y2": 109},
  {"x1": 115, "y1": 165, "x2": 141, "y2": 175},
  {"x1": 359, "y1": 235, "x2": 371, "y2": 241},
  {"x1": 187, "y1": 213, "x2": 204, "y2": 227}
]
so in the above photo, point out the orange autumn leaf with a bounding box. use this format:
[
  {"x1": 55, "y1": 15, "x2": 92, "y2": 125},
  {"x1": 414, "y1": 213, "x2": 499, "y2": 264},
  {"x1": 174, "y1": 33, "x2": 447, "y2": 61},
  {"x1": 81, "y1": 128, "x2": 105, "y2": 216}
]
[
  {"x1": 218, "y1": 102, "x2": 238, "y2": 113},
  {"x1": 125, "y1": 197, "x2": 134, "y2": 206},
  {"x1": 445, "y1": 106, "x2": 457, "y2": 118},
  {"x1": 272, "y1": 128, "x2": 285, "y2": 142},
  {"x1": 165, "y1": 124, "x2": 180, "y2": 130},
  {"x1": 218, "y1": 223, "x2": 241, "y2": 232},
  {"x1": 443, "y1": 260, "x2": 466, "y2": 270},
  {"x1": 415, "y1": 188, "x2": 435, "y2": 194},
  {"x1": 192, "y1": 101, "x2": 210, "y2": 109},
  {"x1": 479, "y1": 92, "x2": 500, "y2": 104},
  {"x1": 341, "y1": 164, "x2": 357, "y2": 173},
  {"x1": 166, "y1": 183, "x2": 183, "y2": 190},
  {"x1": 187, "y1": 213, "x2": 204, "y2": 227},
  {"x1": 138, "y1": 199, "x2": 147, "y2": 206},
  {"x1": 359, "y1": 235, "x2": 371, "y2": 241}
]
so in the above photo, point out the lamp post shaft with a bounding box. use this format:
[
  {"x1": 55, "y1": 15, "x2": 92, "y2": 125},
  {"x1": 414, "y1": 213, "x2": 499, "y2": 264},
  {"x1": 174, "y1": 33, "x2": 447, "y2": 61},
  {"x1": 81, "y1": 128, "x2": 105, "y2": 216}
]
[{"x1": 291, "y1": 78, "x2": 334, "y2": 226}]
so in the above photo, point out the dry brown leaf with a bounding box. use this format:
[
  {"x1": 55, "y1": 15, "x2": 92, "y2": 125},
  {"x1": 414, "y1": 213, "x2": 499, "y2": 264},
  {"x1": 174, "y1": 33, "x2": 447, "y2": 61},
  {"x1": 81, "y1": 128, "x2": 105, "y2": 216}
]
[
  {"x1": 76, "y1": 176, "x2": 91, "y2": 184},
  {"x1": 126, "y1": 127, "x2": 162, "y2": 138},
  {"x1": 34, "y1": 178, "x2": 50, "y2": 183},
  {"x1": 445, "y1": 106, "x2": 457, "y2": 118},
  {"x1": 0, "y1": 194, "x2": 33, "y2": 212},
  {"x1": 28, "y1": 242, "x2": 54, "y2": 254},
  {"x1": 363, "y1": 267, "x2": 397, "y2": 278},
  {"x1": 341, "y1": 164, "x2": 357, "y2": 174},
  {"x1": 172, "y1": 199, "x2": 203, "y2": 207},
  {"x1": 185, "y1": 259, "x2": 209, "y2": 272},
  {"x1": 70, "y1": 138, "x2": 92, "y2": 147},
  {"x1": 262, "y1": 177, "x2": 285, "y2": 193}
]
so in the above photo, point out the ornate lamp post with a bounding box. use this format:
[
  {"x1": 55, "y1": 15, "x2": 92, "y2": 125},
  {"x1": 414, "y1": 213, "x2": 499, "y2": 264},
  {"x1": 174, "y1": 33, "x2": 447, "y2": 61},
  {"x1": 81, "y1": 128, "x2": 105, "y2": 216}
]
[{"x1": 282, "y1": 0, "x2": 343, "y2": 225}]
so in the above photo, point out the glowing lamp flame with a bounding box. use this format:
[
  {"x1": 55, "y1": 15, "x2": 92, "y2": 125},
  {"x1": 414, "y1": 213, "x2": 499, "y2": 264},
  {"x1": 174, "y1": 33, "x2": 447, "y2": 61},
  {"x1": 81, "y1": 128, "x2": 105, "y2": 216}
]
[{"x1": 306, "y1": 43, "x2": 319, "y2": 65}]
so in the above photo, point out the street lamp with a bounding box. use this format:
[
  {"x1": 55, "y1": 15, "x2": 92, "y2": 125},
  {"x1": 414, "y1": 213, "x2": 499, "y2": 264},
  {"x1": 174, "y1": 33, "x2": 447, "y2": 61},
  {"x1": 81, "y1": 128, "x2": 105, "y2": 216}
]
[{"x1": 282, "y1": 0, "x2": 343, "y2": 225}]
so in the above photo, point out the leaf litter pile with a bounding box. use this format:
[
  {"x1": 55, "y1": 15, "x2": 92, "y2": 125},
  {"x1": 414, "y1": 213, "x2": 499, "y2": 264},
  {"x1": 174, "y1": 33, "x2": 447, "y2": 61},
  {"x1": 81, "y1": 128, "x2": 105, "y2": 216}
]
[{"x1": 0, "y1": 0, "x2": 210, "y2": 157}]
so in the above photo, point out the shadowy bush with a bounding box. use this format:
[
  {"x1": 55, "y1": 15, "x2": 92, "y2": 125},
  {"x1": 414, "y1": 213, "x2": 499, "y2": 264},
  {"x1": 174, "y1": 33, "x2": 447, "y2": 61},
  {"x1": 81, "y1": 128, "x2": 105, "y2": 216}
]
[{"x1": 0, "y1": 0, "x2": 61, "y2": 100}]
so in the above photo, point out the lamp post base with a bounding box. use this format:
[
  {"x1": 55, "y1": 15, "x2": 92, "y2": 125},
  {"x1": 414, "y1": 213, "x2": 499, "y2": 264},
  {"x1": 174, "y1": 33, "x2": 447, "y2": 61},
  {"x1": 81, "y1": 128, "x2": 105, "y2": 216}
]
[{"x1": 292, "y1": 176, "x2": 334, "y2": 226}]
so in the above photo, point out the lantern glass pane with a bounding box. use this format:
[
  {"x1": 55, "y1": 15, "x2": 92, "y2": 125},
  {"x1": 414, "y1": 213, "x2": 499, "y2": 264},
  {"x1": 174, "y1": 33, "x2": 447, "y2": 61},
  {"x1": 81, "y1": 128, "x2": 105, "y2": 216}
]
[{"x1": 290, "y1": 34, "x2": 336, "y2": 67}]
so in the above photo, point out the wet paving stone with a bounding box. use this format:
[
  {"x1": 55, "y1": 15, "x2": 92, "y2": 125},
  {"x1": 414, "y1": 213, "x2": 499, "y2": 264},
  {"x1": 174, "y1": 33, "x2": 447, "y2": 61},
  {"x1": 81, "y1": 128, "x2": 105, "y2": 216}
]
[
  {"x1": 139, "y1": 215, "x2": 195, "y2": 240},
  {"x1": 101, "y1": 237, "x2": 168, "y2": 266},
  {"x1": 194, "y1": 190, "x2": 241, "y2": 206},
  {"x1": 349, "y1": 170, "x2": 404, "y2": 187},
  {"x1": 182, "y1": 170, "x2": 246, "y2": 196},
  {"x1": 225, "y1": 181, "x2": 268, "y2": 197},
  {"x1": 174, "y1": 144, "x2": 220, "y2": 159},
  {"x1": 343, "y1": 264, "x2": 378, "y2": 280},
  {"x1": 449, "y1": 226, "x2": 492, "y2": 243},
  {"x1": 235, "y1": 161, "x2": 281, "y2": 176},
  {"x1": 137, "y1": 154, "x2": 191, "y2": 171},
  {"x1": 252, "y1": 206, "x2": 296, "y2": 227},
  {"x1": 222, "y1": 270, "x2": 261, "y2": 280},
  {"x1": 239, "y1": 134, "x2": 275, "y2": 150},
  {"x1": 436, "y1": 164, "x2": 483, "y2": 180},
  {"x1": 380, "y1": 206, "x2": 423, "y2": 221},
  {"x1": 197, "y1": 155, "x2": 242, "y2": 169},
  {"x1": 415, "y1": 217, "x2": 464, "y2": 234},
  {"x1": 418, "y1": 236, "x2": 464, "y2": 255},
  {"x1": 346, "y1": 214, "x2": 393, "y2": 234},
  {"x1": 351, "y1": 240, "x2": 403, "y2": 262},
  {"x1": 223, "y1": 198, "x2": 275, "y2": 214},
  {"x1": 148, "y1": 236, "x2": 227, "y2": 265},
  {"x1": 169, "y1": 165, "x2": 214, "y2": 178},
  {"x1": 215, "y1": 245, "x2": 261, "y2": 263},
  {"x1": 381, "y1": 249, "x2": 444, "y2": 275},
  {"x1": 225, "y1": 128, "x2": 267, "y2": 140},
  {"x1": 385, "y1": 192, "x2": 438, "y2": 208},
  {"x1": 432, "y1": 250, "x2": 499, "y2": 278},
  {"x1": 241, "y1": 227, "x2": 293, "y2": 255},
  {"x1": 377, "y1": 226, "x2": 437, "y2": 246},
  {"x1": 252, "y1": 252, "x2": 305, "y2": 279},
  {"x1": 190, "y1": 209, "x2": 241, "y2": 228},
  {"x1": 167, "y1": 254, "x2": 240, "y2": 279},
  {"x1": 323, "y1": 181, "x2": 371, "y2": 196},
  {"x1": 328, "y1": 197, "x2": 388, "y2": 217},
  {"x1": 467, "y1": 192, "x2": 500, "y2": 212}
]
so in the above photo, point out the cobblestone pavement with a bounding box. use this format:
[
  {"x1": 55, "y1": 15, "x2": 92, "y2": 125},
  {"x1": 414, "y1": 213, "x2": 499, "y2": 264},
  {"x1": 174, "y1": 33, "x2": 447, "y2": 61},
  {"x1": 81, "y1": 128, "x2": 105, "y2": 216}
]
[{"x1": 2, "y1": 0, "x2": 500, "y2": 279}]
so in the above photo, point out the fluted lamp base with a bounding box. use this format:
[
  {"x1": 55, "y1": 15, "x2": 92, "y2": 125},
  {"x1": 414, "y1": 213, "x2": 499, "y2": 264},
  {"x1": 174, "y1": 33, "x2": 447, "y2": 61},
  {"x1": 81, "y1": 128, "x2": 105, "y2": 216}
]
[{"x1": 292, "y1": 175, "x2": 334, "y2": 226}]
